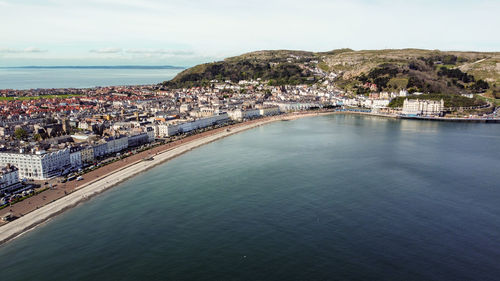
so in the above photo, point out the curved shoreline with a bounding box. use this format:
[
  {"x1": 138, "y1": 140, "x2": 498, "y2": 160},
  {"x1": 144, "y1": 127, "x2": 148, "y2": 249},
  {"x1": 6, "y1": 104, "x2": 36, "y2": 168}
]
[
  {"x1": 0, "y1": 112, "x2": 331, "y2": 246},
  {"x1": 3, "y1": 110, "x2": 496, "y2": 245}
]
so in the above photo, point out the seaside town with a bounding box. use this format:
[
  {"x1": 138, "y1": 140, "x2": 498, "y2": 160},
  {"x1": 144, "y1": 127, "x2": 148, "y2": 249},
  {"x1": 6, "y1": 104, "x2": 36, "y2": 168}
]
[
  {"x1": 0, "y1": 73, "x2": 498, "y2": 217},
  {"x1": 3, "y1": 0, "x2": 500, "y2": 277}
]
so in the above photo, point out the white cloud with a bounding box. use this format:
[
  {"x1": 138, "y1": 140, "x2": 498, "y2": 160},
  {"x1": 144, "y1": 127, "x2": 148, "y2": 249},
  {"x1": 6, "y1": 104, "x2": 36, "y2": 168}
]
[
  {"x1": 89, "y1": 47, "x2": 123, "y2": 54},
  {"x1": 24, "y1": 47, "x2": 47, "y2": 53},
  {"x1": 125, "y1": 49, "x2": 194, "y2": 56},
  {"x1": 0, "y1": 47, "x2": 47, "y2": 53},
  {"x1": 87, "y1": 48, "x2": 197, "y2": 58},
  {"x1": 0, "y1": 0, "x2": 498, "y2": 66}
]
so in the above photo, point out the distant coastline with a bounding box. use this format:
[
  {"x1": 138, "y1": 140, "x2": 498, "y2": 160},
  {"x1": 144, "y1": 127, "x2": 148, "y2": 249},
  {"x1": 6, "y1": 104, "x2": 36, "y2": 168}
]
[
  {"x1": 0, "y1": 66, "x2": 184, "y2": 90},
  {"x1": 0, "y1": 65, "x2": 186, "y2": 70}
]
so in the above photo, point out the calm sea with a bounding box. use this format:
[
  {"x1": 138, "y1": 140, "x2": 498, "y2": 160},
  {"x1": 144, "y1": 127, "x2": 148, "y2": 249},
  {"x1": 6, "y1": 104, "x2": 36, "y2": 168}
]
[
  {"x1": 0, "y1": 66, "x2": 183, "y2": 89},
  {"x1": 0, "y1": 115, "x2": 499, "y2": 281}
]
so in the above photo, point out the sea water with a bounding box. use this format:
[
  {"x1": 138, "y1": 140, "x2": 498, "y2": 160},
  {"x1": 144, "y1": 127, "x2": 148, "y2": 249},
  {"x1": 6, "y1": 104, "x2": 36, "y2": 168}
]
[
  {"x1": 0, "y1": 115, "x2": 499, "y2": 281},
  {"x1": 0, "y1": 66, "x2": 183, "y2": 89}
]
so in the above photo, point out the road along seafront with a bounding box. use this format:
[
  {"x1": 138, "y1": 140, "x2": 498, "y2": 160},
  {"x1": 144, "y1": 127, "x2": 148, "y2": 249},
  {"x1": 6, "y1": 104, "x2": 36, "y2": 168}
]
[{"x1": 0, "y1": 111, "x2": 333, "y2": 246}]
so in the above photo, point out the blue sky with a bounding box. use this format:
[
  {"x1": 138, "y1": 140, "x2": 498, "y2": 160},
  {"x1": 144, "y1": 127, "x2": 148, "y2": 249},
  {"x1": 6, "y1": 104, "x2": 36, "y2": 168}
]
[{"x1": 0, "y1": 0, "x2": 498, "y2": 66}]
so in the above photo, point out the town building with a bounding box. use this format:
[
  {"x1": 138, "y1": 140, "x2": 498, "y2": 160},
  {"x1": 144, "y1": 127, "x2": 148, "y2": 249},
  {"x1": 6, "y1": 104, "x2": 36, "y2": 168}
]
[
  {"x1": 93, "y1": 142, "x2": 108, "y2": 158},
  {"x1": 402, "y1": 99, "x2": 444, "y2": 116},
  {"x1": 105, "y1": 135, "x2": 129, "y2": 155},
  {"x1": 258, "y1": 106, "x2": 280, "y2": 116},
  {"x1": 362, "y1": 99, "x2": 390, "y2": 109},
  {"x1": 228, "y1": 109, "x2": 260, "y2": 121},
  {"x1": 180, "y1": 104, "x2": 191, "y2": 113},
  {"x1": 264, "y1": 102, "x2": 321, "y2": 112},
  {"x1": 0, "y1": 164, "x2": 22, "y2": 195},
  {"x1": 69, "y1": 147, "x2": 83, "y2": 169},
  {"x1": 80, "y1": 146, "x2": 94, "y2": 164},
  {"x1": 155, "y1": 113, "x2": 229, "y2": 137},
  {"x1": 0, "y1": 149, "x2": 70, "y2": 180},
  {"x1": 156, "y1": 124, "x2": 179, "y2": 138},
  {"x1": 128, "y1": 133, "x2": 149, "y2": 147}
]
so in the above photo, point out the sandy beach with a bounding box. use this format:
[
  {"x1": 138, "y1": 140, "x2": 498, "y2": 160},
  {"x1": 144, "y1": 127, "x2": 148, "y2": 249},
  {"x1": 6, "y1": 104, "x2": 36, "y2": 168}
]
[{"x1": 0, "y1": 111, "x2": 332, "y2": 245}]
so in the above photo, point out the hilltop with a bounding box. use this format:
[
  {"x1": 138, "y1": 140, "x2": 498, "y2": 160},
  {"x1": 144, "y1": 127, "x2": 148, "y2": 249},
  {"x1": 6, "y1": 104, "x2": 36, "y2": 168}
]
[
  {"x1": 162, "y1": 48, "x2": 499, "y2": 102},
  {"x1": 163, "y1": 50, "x2": 321, "y2": 88}
]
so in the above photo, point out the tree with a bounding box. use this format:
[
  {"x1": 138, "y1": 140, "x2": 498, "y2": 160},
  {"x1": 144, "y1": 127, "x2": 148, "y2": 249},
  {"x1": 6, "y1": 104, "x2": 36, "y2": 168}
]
[
  {"x1": 14, "y1": 128, "x2": 28, "y2": 140},
  {"x1": 471, "y1": 80, "x2": 489, "y2": 92}
]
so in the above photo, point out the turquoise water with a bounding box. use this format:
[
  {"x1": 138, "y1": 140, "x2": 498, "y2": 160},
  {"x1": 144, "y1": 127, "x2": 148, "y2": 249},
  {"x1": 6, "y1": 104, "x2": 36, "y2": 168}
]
[
  {"x1": 0, "y1": 67, "x2": 182, "y2": 89},
  {"x1": 1, "y1": 115, "x2": 500, "y2": 280}
]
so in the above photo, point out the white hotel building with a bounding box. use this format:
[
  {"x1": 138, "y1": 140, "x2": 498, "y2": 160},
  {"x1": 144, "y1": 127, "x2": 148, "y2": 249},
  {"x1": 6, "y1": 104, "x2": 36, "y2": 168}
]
[
  {"x1": 402, "y1": 99, "x2": 444, "y2": 116},
  {"x1": 105, "y1": 135, "x2": 129, "y2": 155},
  {"x1": 155, "y1": 113, "x2": 229, "y2": 138},
  {"x1": 0, "y1": 165, "x2": 22, "y2": 194},
  {"x1": 263, "y1": 102, "x2": 320, "y2": 112},
  {"x1": 258, "y1": 106, "x2": 281, "y2": 116},
  {"x1": 0, "y1": 148, "x2": 71, "y2": 180},
  {"x1": 227, "y1": 109, "x2": 260, "y2": 121}
]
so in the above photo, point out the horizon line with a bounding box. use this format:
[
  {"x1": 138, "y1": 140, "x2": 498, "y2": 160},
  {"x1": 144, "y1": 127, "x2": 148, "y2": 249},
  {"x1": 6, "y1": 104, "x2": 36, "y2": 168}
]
[{"x1": 0, "y1": 65, "x2": 187, "y2": 70}]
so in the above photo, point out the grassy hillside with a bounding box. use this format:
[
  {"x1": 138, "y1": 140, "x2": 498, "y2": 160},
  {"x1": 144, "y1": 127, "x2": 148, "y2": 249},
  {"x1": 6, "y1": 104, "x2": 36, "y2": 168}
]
[
  {"x1": 163, "y1": 50, "x2": 319, "y2": 88},
  {"x1": 320, "y1": 49, "x2": 499, "y2": 96},
  {"x1": 162, "y1": 49, "x2": 500, "y2": 99}
]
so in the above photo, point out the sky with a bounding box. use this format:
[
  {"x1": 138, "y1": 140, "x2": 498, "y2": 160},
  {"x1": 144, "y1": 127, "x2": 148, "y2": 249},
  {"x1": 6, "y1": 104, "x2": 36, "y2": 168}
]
[{"x1": 0, "y1": 0, "x2": 498, "y2": 67}]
